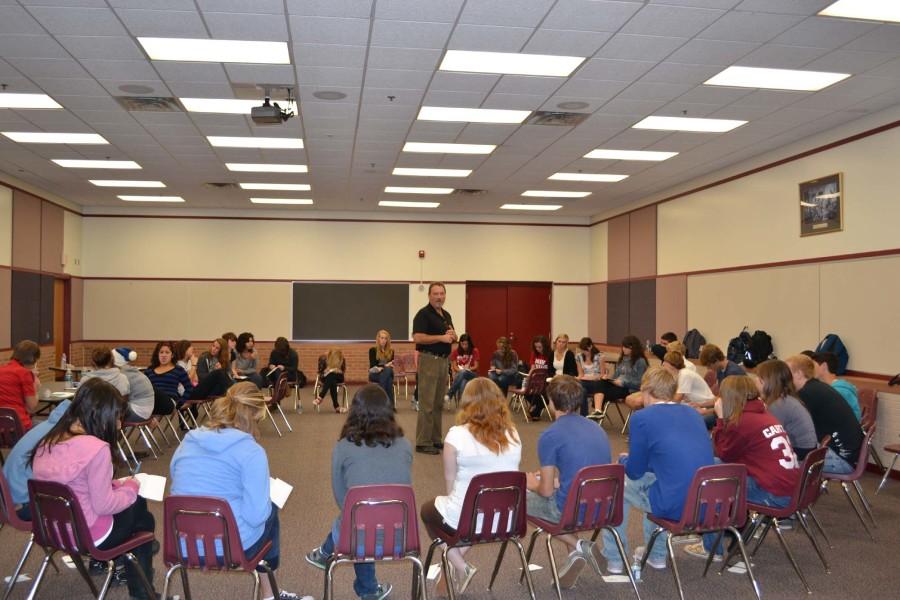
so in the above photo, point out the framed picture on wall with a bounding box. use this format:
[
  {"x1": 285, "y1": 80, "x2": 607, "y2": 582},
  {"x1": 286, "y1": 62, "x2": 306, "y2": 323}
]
[{"x1": 799, "y1": 173, "x2": 843, "y2": 236}]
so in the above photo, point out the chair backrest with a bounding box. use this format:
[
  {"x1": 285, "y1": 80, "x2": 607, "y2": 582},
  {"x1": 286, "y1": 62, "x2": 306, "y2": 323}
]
[
  {"x1": 795, "y1": 447, "x2": 828, "y2": 511},
  {"x1": 0, "y1": 469, "x2": 30, "y2": 531},
  {"x1": 0, "y1": 407, "x2": 25, "y2": 451},
  {"x1": 844, "y1": 423, "x2": 875, "y2": 479},
  {"x1": 317, "y1": 354, "x2": 346, "y2": 375},
  {"x1": 270, "y1": 372, "x2": 289, "y2": 404},
  {"x1": 858, "y1": 388, "x2": 877, "y2": 429},
  {"x1": 335, "y1": 484, "x2": 420, "y2": 561},
  {"x1": 163, "y1": 495, "x2": 251, "y2": 571},
  {"x1": 393, "y1": 353, "x2": 407, "y2": 374},
  {"x1": 557, "y1": 464, "x2": 625, "y2": 532},
  {"x1": 27, "y1": 479, "x2": 96, "y2": 556},
  {"x1": 678, "y1": 463, "x2": 748, "y2": 532},
  {"x1": 455, "y1": 471, "x2": 527, "y2": 545},
  {"x1": 524, "y1": 369, "x2": 549, "y2": 395}
]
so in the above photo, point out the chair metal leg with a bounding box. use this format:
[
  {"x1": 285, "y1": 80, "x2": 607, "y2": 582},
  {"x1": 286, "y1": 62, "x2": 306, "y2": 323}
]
[
  {"x1": 852, "y1": 479, "x2": 877, "y2": 527},
  {"x1": 422, "y1": 538, "x2": 441, "y2": 580},
  {"x1": 440, "y1": 548, "x2": 456, "y2": 600},
  {"x1": 512, "y1": 538, "x2": 537, "y2": 600},
  {"x1": 120, "y1": 429, "x2": 139, "y2": 470},
  {"x1": 265, "y1": 406, "x2": 283, "y2": 437},
  {"x1": 876, "y1": 453, "x2": 898, "y2": 494},
  {"x1": 24, "y1": 550, "x2": 54, "y2": 600},
  {"x1": 666, "y1": 534, "x2": 685, "y2": 600},
  {"x1": 251, "y1": 569, "x2": 261, "y2": 600},
  {"x1": 704, "y1": 531, "x2": 724, "y2": 577},
  {"x1": 121, "y1": 552, "x2": 155, "y2": 600},
  {"x1": 728, "y1": 526, "x2": 761, "y2": 600},
  {"x1": 407, "y1": 555, "x2": 428, "y2": 600},
  {"x1": 93, "y1": 559, "x2": 113, "y2": 600},
  {"x1": 276, "y1": 403, "x2": 293, "y2": 432},
  {"x1": 2, "y1": 535, "x2": 33, "y2": 600},
  {"x1": 259, "y1": 561, "x2": 279, "y2": 600},
  {"x1": 805, "y1": 507, "x2": 832, "y2": 549},
  {"x1": 751, "y1": 519, "x2": 774, "y2": 557},
  {"x1": 621, "y1": 410, "x2": 632, "y2": 435},
  {"x1": 544, "y1": 534, "x2": 562, "y2": 600},
  {"x1": 796, "y1": 511, "x2": 830, "y2": 572},
  {"x1": 840, "y1": 481, "x2": 875, "y2": 540},
  {"x1": 488, "y1": 539, "x2": 509, "y2": 591},
  {"x1": 606, "y1": 527, "x2": 641, "y2": 600},
  {"x1": 869, "y1": 442, "x2": 886, "y2": 473},
  {"x1": 520, "y1": 528, "x2": 541, "y2": 584},
  {"x1": 640, "y1": 527, "x2": 663, "y2": 571},
  {"x1": 137, "y1": 426, "x2": 159, "y2": 459},
  {"x1": 771, "y1": 521, "x2": 811, "y2": 594},
  {"x1": 162, "y1": 564, "x2": 181, "y2": 600}
]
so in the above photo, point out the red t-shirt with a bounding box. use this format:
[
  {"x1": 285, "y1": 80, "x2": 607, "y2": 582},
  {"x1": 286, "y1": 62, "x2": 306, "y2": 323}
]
[
  {"x1": 530, "y1": 352, "x2": 550, "y2": 371},
  {"x1": 0, "y1": 359, "x2": 36, "y2": 430},
  {"x1": 450, "y1": 348, "x2": 480, "y2": 369}
]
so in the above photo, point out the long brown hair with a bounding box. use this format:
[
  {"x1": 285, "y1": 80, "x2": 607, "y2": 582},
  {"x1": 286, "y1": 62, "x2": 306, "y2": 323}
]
[
  {"x1": 375, "y1": 329, "x2": 394, "y2": 363},
  {"x1": 719, "y1": 375, "x2": 759, "y2": 427},
  {"x1": 456, "y1": 378, "x2": 519, "y2": 454},
  {"x1": 756, "y1": 359, "x2": 796, "y2": 406},
  {"x1": 205, "y1": 381, "x2": 267, "y2": 440},
  {"x1": 340, "y1": 384, "x2": 403, "y2": 447},
  {"x1": 214, "y1": 337, "x2": 230, "y2": 370},
  {"x1": 619, "y1": 335, "x2": 646, "y2": 365},
  {"x1": 496, "y1": 337, "x2": 514, "y2": 368}
]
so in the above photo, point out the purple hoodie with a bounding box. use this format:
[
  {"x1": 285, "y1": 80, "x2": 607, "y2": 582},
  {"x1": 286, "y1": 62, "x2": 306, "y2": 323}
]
[{"x1": 32, "y1": 435, "x2": 139, "y2": 543}]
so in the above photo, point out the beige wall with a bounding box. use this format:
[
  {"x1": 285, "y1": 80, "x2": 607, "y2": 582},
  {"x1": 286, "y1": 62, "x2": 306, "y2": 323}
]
[
  {"x1": 63, "y1": 211, "x2": 82, "y2": 276},
  {"x1": 552, "y1": 285, "x2": 588, "y2": 341},
  {"x1": 658, "y1": 125, "x2": 900, "y2": 275},
  {"x1": 589, "y1": 221, "x2": 608, "y2": 283},
  {"x1": 0, "y1": 185, "x2": 10, "y2": 266}
]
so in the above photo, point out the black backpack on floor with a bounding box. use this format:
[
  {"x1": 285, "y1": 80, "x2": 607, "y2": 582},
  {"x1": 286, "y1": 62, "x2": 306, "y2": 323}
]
[
  {"x1": 745, "y1": 330, "x2": 774, "y2": 368},
  {"x1": 683, "y1": 329, "x2": 706, "y2": 359},
  {"x1": 727, "y1": 328, "x2": 751, "y2": 363}
]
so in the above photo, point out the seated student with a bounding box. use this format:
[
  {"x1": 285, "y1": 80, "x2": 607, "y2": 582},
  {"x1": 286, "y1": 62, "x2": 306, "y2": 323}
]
[
  {"x1": 487, "y1": 336, "x2": 519, "y2": 395},
  {"x1": 699, "y1": 343, "x2": 746, "y2": 396},
  {"x1": 368, "y1": 329, "x2": 395, "y2": 404},
  {"x1": 575, "y1": 337, "x2": 604, "y2": 416},
  {"x1": 3, "y1": 399, "x2": 70, "y2": 521},
  {"x1": 81, "y1": 346, "x2": 130, "y2": 401},
  {"x1": 650, "y1": 332, "x2": 678, "y2": 361},
  {"x1": 170, "y1": 382, "x2": 311, "y2": 600},
  {"x1": 234, "y1": 332, "x2": 265, "y2": 388},
  {"x1": 420, "y1": 378, "x2": 521, "y2": 595},
  {"x1": 305, "y1": 384, "x2": 412, "y2": 600},
  {"x1": 144, "y1": 341, "x2": 194, "y2": 406},
  {"x1": 599, "y1": 368, "x2": 714, "y2": 573},
  {"x1": 661, "y1": 350, "x2": 714, "y2": 412},
  {"x1": 196, "y1": 338, "x2": 225, "y2": 382},
  {"x1": 266, "y1": 336, "x2": 299, "y2": 387},
  {"x1": 685, "y1": 375, "x2": 801, "y2": 561},
  {"x1": 588, "y1": 336, "x2": 648, "y2": 420},
  {"x1": 551, "y1": 334, "x2": 578, "y2": 378},
  {"x1": 0, "y1": 339, "x2": 41, "y2": 431},
  {"x1": 525, "y1": 375, "x2": 611, "y2": 588},
  {"x1": 809, "y1": 351, "x2": 861, "y2": 421},
  {"x1": 315, "y1": 349, "x2": 347, "y2": 413},
  {"x1": 755, "y1": 360, "x2": 818, "y2": 461},
  {"x1": 222, "y1": 331, "x2": 239, "y2": 367},
  {"x1": 190, "y1": 340, "x2": 235, "y2": 399},
  {"x1": 786, "y1": 354, "x2": 862, "y2": 475},
  {"x1": 31, "y1": 379, "x2": 159, "y2": 600},
  {"x1": 525, "y1": 335, "x2": 553, "y2": 420},
  {"x1": 666, "y1": 341, "x2": 697, "y2": 372},
  {"x1": 113, "y1": 347, "x2": 159, "y2": 421},
  {"x1": 173, "y1": 339, "x2": 198, "y2": 386},
  {"x1": 449, "y1": 334, "x2": 479, "y2": 402}
]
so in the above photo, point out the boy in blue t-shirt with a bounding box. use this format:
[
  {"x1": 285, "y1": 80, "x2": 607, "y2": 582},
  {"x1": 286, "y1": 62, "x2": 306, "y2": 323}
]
[
  {"x1": 525, "y1": 375, "x2": 611, "y2": 588},
  {"x1": 599, "y1": 367, "x2": 714, "y2": 573}
]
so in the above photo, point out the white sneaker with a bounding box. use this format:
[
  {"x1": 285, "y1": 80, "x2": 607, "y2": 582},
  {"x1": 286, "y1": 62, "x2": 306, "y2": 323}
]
[
  {"x1": 557, "y1": 551, "x2": 586, "y2": 589},
  {"x1": 634, "y1": 546, "x2": 667, "y2": 570}
]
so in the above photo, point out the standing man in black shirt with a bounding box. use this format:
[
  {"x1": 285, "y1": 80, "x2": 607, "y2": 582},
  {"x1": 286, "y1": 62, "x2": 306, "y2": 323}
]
[{"x1": 412, "y1": 282, "x2": 457, "y2": 454}]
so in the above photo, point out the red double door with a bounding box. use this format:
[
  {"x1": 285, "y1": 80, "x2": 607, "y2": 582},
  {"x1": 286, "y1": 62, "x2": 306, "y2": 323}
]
[{"x1": 464, "y1": 282, "x2": 552, "y2": 376}]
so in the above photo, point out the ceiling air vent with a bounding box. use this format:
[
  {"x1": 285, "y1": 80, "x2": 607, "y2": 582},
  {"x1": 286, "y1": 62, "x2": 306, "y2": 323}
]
[
  {"x1": 452, "y1": 189, "x2": 488, "y2": 196},
  {"x1": 525, "y1": 111, "x2": 589, "y2": 126},
  {"x1": 114, "y1": 96, "x2": 182, "y2": 112},
  {"x1": 203, "y1": 182, "x2": 239, "y2": 189}
]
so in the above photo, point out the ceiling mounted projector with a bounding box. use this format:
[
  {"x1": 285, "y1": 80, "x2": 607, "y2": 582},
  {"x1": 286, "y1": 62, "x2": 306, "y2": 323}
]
[{"x1": 251, "y1": 87, "x2": 295, "y2": 124}]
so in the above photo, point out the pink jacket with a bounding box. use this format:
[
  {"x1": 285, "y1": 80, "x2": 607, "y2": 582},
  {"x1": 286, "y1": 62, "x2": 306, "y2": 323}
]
[{"x1": 32, "y1": 435, "x2": 139, "y2": 543}]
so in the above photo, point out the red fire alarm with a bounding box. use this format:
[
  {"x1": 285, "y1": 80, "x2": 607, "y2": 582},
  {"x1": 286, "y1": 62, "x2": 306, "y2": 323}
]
[{"x1": 418, "y1": 250, "x2": 425, "y2": 259}]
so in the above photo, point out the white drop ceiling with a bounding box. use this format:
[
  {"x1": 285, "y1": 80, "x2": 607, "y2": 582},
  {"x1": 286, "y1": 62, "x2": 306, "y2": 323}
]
[{"x1": 0, "y1": 0, "x2": 899, "y2": 219}]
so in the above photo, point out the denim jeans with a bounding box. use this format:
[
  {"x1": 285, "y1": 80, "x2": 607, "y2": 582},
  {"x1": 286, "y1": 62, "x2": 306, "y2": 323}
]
[
  {"x1": 600, "y1": 472, "x2": 668, "y2": 565},
  {"x1": 488, "y1": 372, "x2": 519, "y2": 395},
  {"x1": 321, "y1": 518, "x2": 379, "y2": 597},
  {"x1": 449, "y1": 369, "x2": 476, "y2": 400},
  {"x1": 368, "y1": 367, "x2": 395, "y2": 403},
  {"x1": 824, "y1": 448, "x2": 855, "y2": 475},
  {"x1": 702, "y1": 475, "x2": 791, "y2": 555},
  {"x1": 526, "y1": 490, "x2": 562, "y2": 523}
]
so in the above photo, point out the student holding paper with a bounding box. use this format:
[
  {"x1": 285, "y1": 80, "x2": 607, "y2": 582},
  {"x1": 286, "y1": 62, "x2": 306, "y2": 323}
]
[
  {"x1": 30, "y1": 379, "x2": 160, "y2": 600},
  {"x1": 368, "y1": 330, "x2": 395, "y2": 404},
  {"x1": 305, "y1": 384, "x2": 412, "y2": 600},
  {"x1": 170, "y1": 382, "x2": 311, "y2": 600}
]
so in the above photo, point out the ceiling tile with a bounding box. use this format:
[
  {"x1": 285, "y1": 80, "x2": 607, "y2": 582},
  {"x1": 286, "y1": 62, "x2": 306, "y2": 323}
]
[
  {"x1": 640, "y1": 62, "x2": 721, "y2": 85},
  {"x1": 26, "y1": 6, "x2": 129, "y2": 35},
  {"x1": 769, "y1": 17, "x2": 876, "y2": 50},
  {"x1": 459, "y1": 0, "x2": 553, "y2": 28},
  {"x1": 524, "y1": 29, "x2": 612, "y2": 56},
  {"x1": 623, "y1": 4, "x2": 725, "y2": 38},
  {"x1": 447, "y1": 24, "x2": 533, "y2": 52},
  {"x1": 666, "y1": 38, "x2": 757, "y2": 65},
  {"x1": 99, "y1": 80, "x2": 170, "y2": 97},
  {"x1": 421, "y1": 89, "x2": 488, "y2": 107},
  {"x1": 0, "y1": 6, "x2": 45, "y2": 34},
  {"x1": 805, "y1": 49, "x2": 896, "y2": 74},
  {"x1": 597, "y1": 34, "x2": 688, "y2": 61},
  {"x1": 0, "y1": 35, "x2": 69, "y2": 59},
  {"x1": 293, "y1": 44, "x2": 367, "y2": 68},
  {"x1": 735, "y1": 44, "x2": 830, "y2": 69},
  {"x1": 203, "y1": 12, "x2": 290, "y2": 41},
  {"x1": 295, "y1": 66, "x2": 363, "y2": 88},
  {"x1": 374, "y1": 0, "x2": 463, "y2": 22},
  {"x1": 286, "y1": 0, "x2": 373, "y2": 18},
  {"x1": 483, "y1": 93, "x2": 548, "y2": 110},
  {"x1": 152, "y1": 62, "x2": 228, "y2": 83},
  {"x1": 7, "y1": 57, "x2": 91, "y2": 79},
  {"x1": 543, "y1": 0, "x2": 642, "y2": 33},
  {"x1": 80, "y1": 59, "x2": 158, "y2": 81},
  {"x1": 34, "y1": 77, "x2": 108, "y2": 96},
  {"x1": 57, "y1": 35, "x2": 145, "y2": 60},
  {"x1": 371, "y1": 20, "x2": 453, "y2": 49},
  {"x1": 844, "y1": 25, "x2": 900, "y2": 54},
  {"x1": 619, "y1": 81, "x2": 694, "y2": 101},
  {"x1": 430, "y1": 71, "x2": 500, "y2": 93},
  {"x1": 367, "y1": 47, "x2": 442, "y2": 71},
  {"x1": 364, "y1": 68, "x2": 433, "y2": 90},
  {"x1": 554, "y1": 78, "x2": 630, "y2": 99},
  {"x1": 733, "y1": 0, "x2": 832, "y2": 14},
  {"x1": 116, "y1": 9, "x2": 207, "y2": 37},
  {"x1": 493, "y1": 75, "x2": 564, "y2": 96},
  {"x1": 197, "y1": 0, "x2": 285, "y2": 14},
  {"x1": 224, "y1": 64, "x2": 295, "y2": 84},
  {"x1": 289, "y1": 16, "x2": 370, "y2": 45},
  {"x1": 697, "y1": 11, "x2": 805, "y2": 43},
  {"x1": 576, "y1": 58, "x2": 656, "y2": 82},
  {"x1": 166, "y1": 81, "x2": 235, "y2": 97}
]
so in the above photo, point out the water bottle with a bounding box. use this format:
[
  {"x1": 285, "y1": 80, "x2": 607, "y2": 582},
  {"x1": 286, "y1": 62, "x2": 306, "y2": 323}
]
[
  {"x1": 61, "y1": 353, "x2": 67, "y2": 369},
  {"x1": 631, "y1": 557, "x2": 642, "y2": 582},
  {"x1": 65, "y1": 365, "x2": 73, "y2": 386}
]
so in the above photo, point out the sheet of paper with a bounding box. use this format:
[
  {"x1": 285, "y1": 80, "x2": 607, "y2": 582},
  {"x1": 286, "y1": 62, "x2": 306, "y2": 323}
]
[
  {"x1": 427, "y1": 564, "x2": 442, "y2": 580},
  {"x1": 134, "y1": 473, "x2": 166, "y2": 502},
  {"x1": 269, "y1": 477, "x2": 293, "y2": 509},
  {"x1": 4, "y1": 574, "x2": 31, "y2": 583},
  {"x1": 602, "y1": 575, "x2": 632, "y2": 583}
]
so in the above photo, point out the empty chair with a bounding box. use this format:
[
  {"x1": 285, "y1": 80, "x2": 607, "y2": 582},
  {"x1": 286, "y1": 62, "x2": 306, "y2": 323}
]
[
  {"x1": 524, "y1": 464, "x2": 639, "y2": 600},
  {"x1": 264, "y1": 372, "x2": 293, "y2": 437},
  {"x1": 877, "y1": 434, "x2": 900, "y2": 494},
  {"x1": 0, "y1": 408, "x2": 24, "y2": 466},
  {"x1": 508, "y1": 369, "x2": 552, "y2": 423},
  {"x1": 858, "y1": 388, "x2": 887, "y2": 472},
  {"x1": 823, "y1": 424, "x2": 879, "y2": 540},
  {"x1": 1, "y1": 470, "x2": 37, "y2": 600}
]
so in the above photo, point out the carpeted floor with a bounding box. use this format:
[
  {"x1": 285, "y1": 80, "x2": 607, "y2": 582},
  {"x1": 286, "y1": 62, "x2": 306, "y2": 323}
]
[{"x1": 4, "y1": 385, "x2": 899, "y2": 600}]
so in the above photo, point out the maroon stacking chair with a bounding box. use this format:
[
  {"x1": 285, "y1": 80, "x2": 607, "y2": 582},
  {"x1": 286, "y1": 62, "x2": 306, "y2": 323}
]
[
  {"x1": 523, "y1": 464, "x2": 640, "y2": 600},
  {"x1": 823, "y1": 425, "x2": 878, "y2": 540},
  {"x1": 161, "y1": 495, "x2": 281, "y2": 600},
  {"x1": 26, "y1": 479, "x2": 156, "y2": 600},
  {"x1": 422, "y1": 471, "x2": 536, "y2": 600},
  {"x1": 0, "y1": 408, "x2": 25, "y2": 466},
  {"x1": 508, "y1": 369, "x2": 552, "y2": 422},
  {"x1": 743, "y1": 448, "x2": 829, "y2": 594},
  {"x1": 858, "y1": 389, "x2": 887, "y2": 473},
  {"x1": 1, "y1": 470, "x2": 38, "y2": 600},
  {"x1": 641, "y1": 463, "x2": 760, "y2": 600},
  {"x1": 119, "y1": 417, "x2": 164, "y2": 473},
  {"x1": 877, "y1": 434, "x2": 900, "y2": 494},
  {"x1": 325, "y1": 484, "x2": 427, "y2": 600},
  {"x1": 263, "y1": 372, "x2": 292, "y2": 437}
]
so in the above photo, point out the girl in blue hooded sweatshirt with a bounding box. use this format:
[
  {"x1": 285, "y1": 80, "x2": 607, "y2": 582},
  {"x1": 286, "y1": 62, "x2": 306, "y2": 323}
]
[{"x1": 169, "y1": 381, "x2": 312, "y2": 600}]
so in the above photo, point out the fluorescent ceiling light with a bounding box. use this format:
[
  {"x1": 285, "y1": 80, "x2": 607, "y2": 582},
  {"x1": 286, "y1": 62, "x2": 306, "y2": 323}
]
[
  {"x1": 402, "y1": 142, "x2": 496, "y2": 154},
  {"x1": 819, "y1": 0, "x2": 900, "y2": 23},
  {"x1": 522, "y1": 190, "x2": 591, "y2": 198},
  {"x1": 250, "y1": 198, "x2": 313, "y2": 205},
  {"x1": 418, "y1": 106, "x2": 530, "y2": 124},
  {"x1": 384, "y1": 186, "x2": 453, "y2": 195},
  {"x1": 180, "y1": 98, "x2": 264, "y2": 114},
  {"x1": 2, "y1": 132, "x2": 107, "y2": 144},
  {"x1": 53, "y1": 159, "x2": 140, "y2": 169},
  {"x1": 585, "y1": 149, "x2": 678, "y2": 161},
  {"x1": 392, "y1": 167, "x2": 471, "y2": 177},
  {"x1": 138, "y1": 37, "x2": 290, "y2": 64},
  {"x1": 632, "y1": 116, "x2": 746, "y2": 133},
  {"x1": 439, "y1": 50, "x2": 584, "y2": 77},
  {"x1": 549, "y1": 173, "x2": 628, "y2": 182},
  {"x1": 89, "y1": 180, "x2": 165, "y2": 188},
  {"x1": 0, "y1": 93, "x2": 61, "y2": 109},
  {"x1": 501, "y1": 203, "x2": 562, "y2": 211},
  {"x1": 704, "y1": 66, "x2": 850, "y2": 91},
  {"x1": 239, "y1": 183, "x2": 310, "y2": 191},
  {"x1": 226, "y1": 163, "x2": 307, "y2": 173},
  {"x1": 118, "y1": 195, "x2": 184, "y2": 202},
  {"x1": 379, "y1": 200, "x2": 440, "y2": 208},
  {"x1": 207, "y1": 136, "x2": 303, "y2": 149}
]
